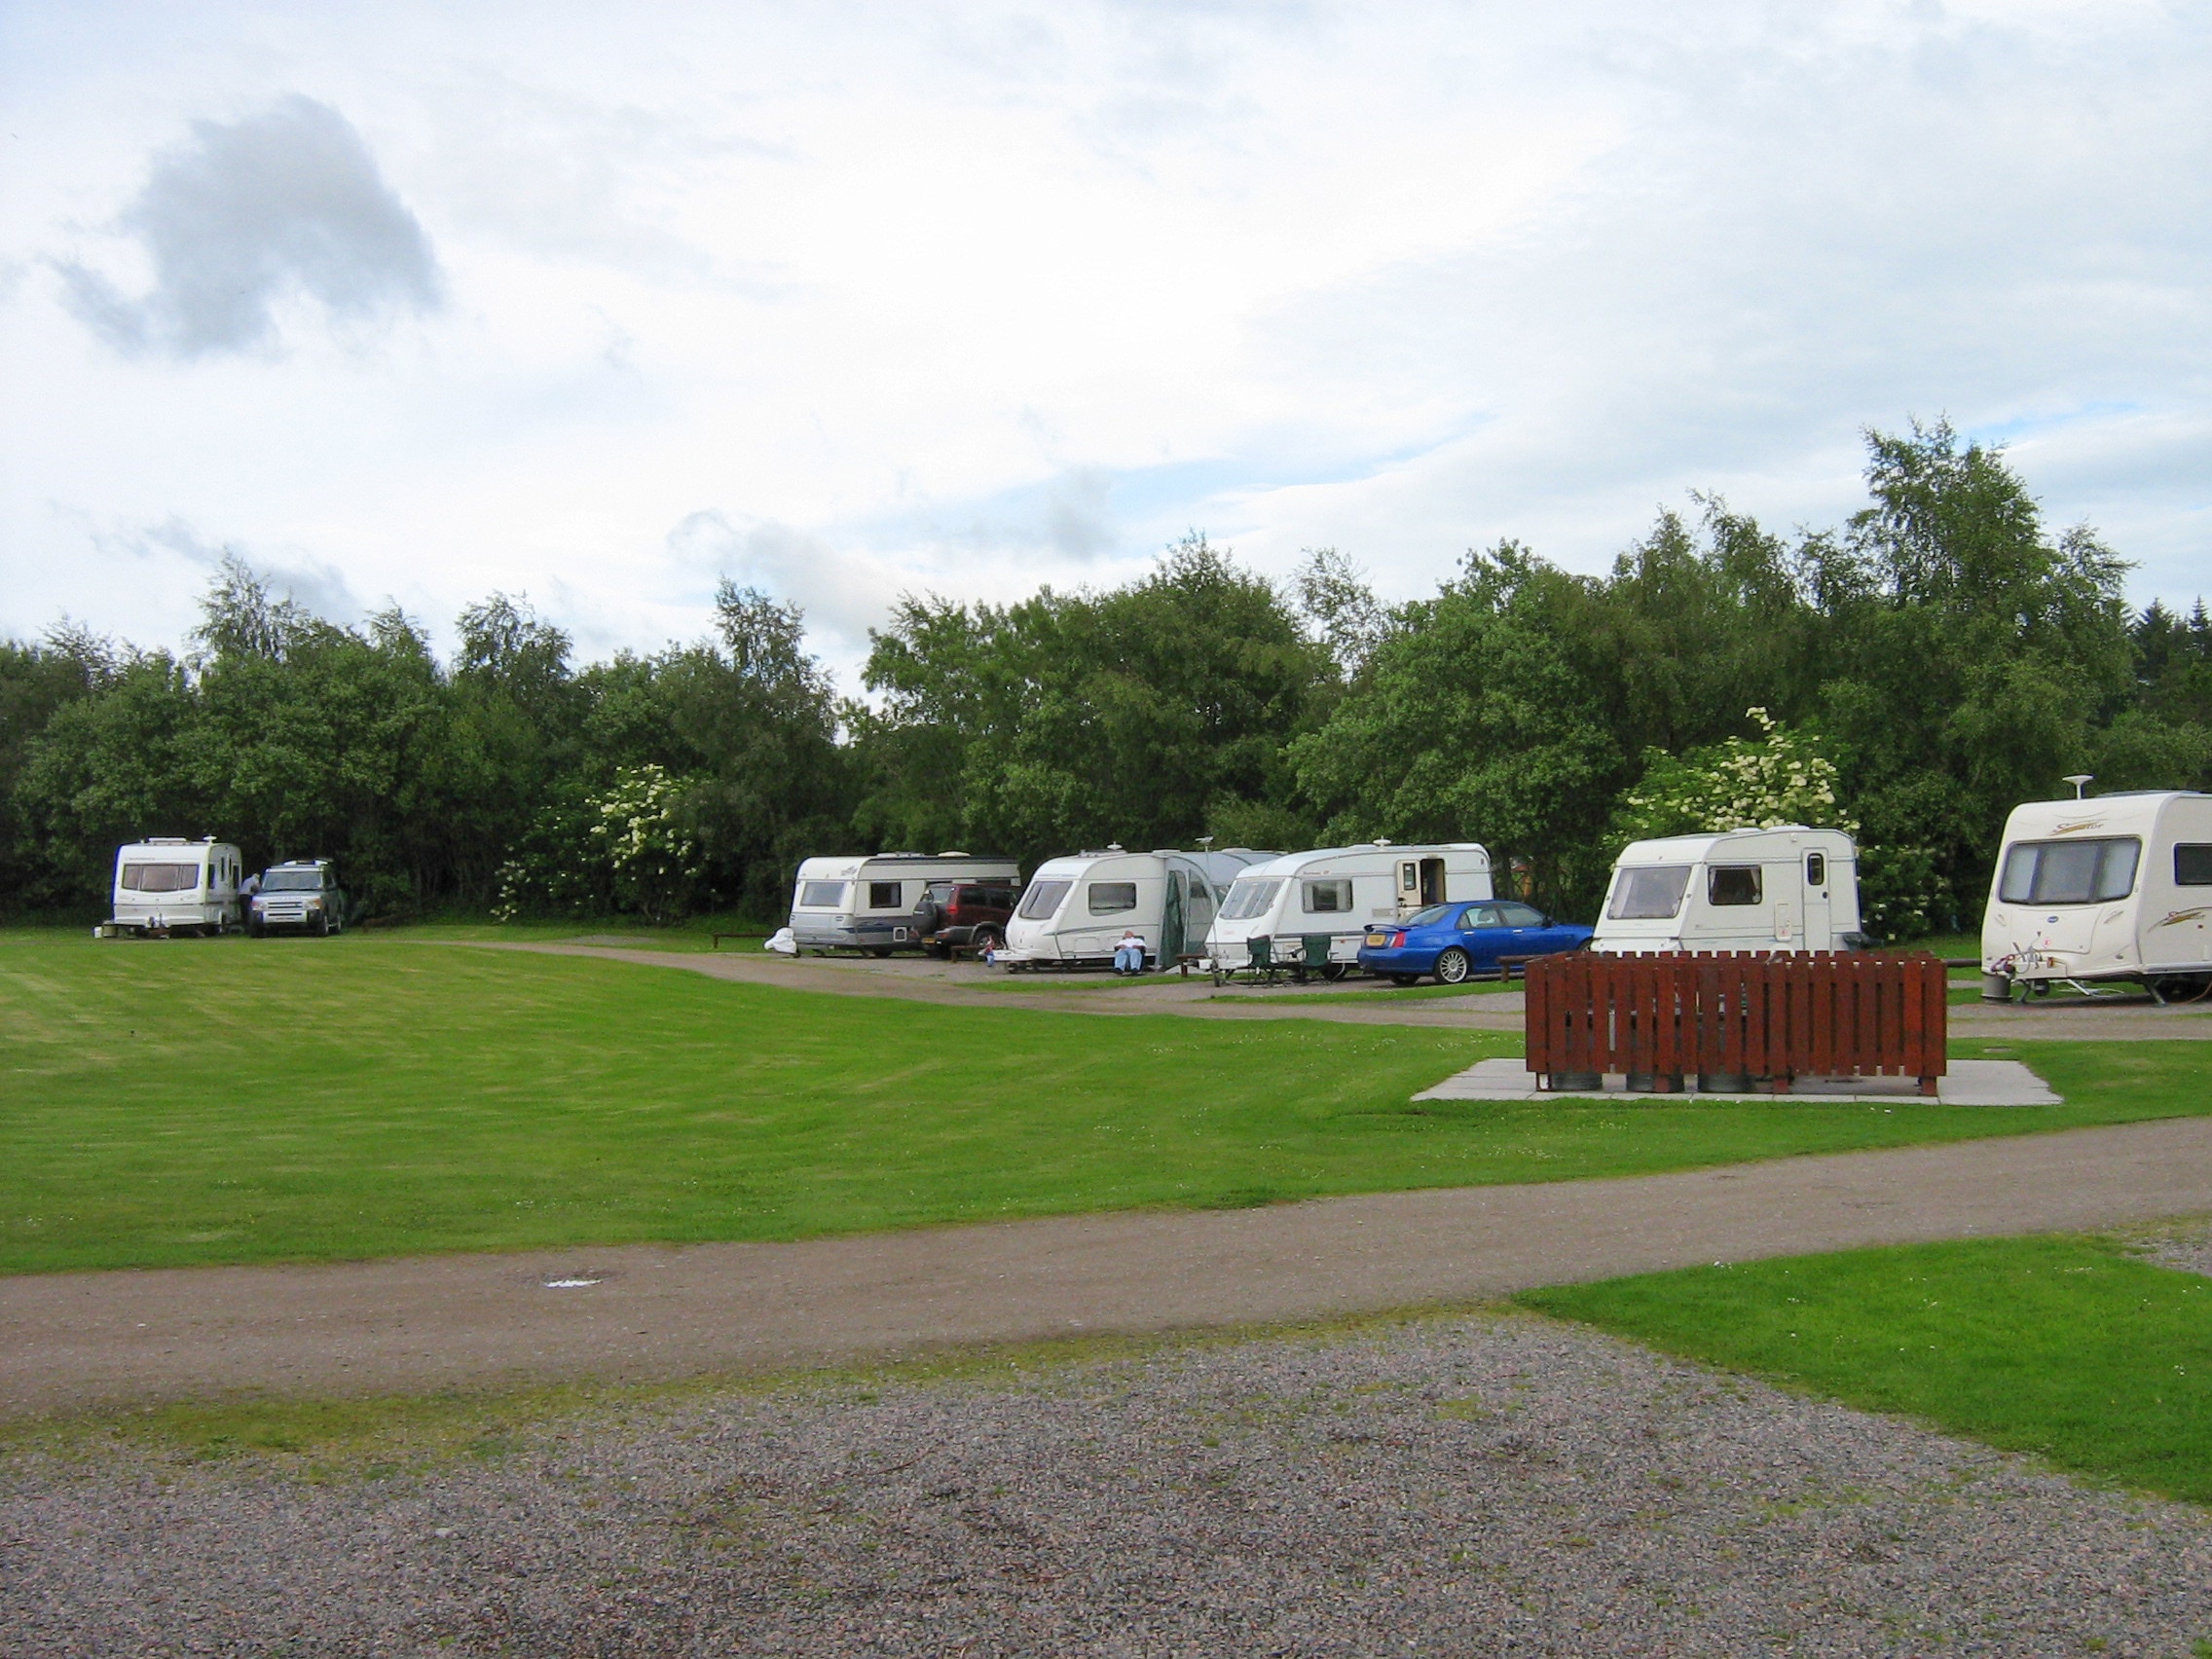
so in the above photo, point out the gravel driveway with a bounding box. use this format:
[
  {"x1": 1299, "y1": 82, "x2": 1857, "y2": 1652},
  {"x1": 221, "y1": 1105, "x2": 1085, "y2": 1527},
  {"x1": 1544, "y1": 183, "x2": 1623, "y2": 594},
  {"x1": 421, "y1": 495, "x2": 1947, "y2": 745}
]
[{"x1": 8, "y1": 1306, "x2": 2210, "y2": 1658}]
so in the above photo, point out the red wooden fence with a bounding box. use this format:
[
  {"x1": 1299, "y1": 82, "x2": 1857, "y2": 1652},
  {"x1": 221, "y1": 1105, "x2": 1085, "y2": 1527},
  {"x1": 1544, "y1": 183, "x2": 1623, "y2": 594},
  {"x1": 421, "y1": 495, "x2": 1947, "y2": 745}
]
[{"x1": 1524, "y1": 951, "x2": 1947, "y2": 1095}]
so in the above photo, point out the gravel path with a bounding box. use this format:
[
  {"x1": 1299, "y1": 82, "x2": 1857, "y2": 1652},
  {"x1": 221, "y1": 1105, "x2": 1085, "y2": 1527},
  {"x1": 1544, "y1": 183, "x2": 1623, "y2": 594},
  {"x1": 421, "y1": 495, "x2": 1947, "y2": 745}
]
[
  {"x1": 9, "y1": 1308, "x2": 2210, "y2": 1658},
  {"x1": 2124, "y1": 1216, "x2": 2212, "y2": 1278}
]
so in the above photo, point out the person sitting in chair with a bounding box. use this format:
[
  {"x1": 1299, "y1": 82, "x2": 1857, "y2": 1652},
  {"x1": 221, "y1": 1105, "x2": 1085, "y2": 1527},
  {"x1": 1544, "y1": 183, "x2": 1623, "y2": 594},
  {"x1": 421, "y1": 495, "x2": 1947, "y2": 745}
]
[{"x1": 1112, "y1": 927, "x2": 1147, "y2": 976}]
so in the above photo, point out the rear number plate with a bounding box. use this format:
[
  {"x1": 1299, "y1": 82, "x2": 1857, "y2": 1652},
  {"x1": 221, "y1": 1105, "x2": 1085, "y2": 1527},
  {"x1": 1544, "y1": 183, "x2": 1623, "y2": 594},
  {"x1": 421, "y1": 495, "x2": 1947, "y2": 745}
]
[{"x1": 1365, "y1": 933, "x2": 1387, "y2": 946}]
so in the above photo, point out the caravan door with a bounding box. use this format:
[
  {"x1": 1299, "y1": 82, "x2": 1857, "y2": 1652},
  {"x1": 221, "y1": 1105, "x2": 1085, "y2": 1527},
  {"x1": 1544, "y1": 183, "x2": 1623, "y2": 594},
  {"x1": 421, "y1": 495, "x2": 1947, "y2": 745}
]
[
  {"x1": 1395, "y1": 857, "x2": 1446, "y2": 916},
  {"x1": 1801, "y1": 850, "x2": 1831, "y2": 950}
]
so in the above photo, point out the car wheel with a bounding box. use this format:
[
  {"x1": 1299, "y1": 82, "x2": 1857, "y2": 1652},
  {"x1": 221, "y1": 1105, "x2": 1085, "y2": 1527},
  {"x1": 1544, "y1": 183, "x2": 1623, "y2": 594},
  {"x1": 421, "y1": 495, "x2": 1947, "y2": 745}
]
[
  {"x1": 1388, "y1": 973, "x2": 1420, "y2": 987},
  {"x1": 1435, "y1": 947, "x2": 1471, "y2": 984},
  {"x1": 971, "y1": 927, "x2": 1001, "y2": 955},
  {"x1": 311, "y1": 911, "x2": 328, "y2": 938}
]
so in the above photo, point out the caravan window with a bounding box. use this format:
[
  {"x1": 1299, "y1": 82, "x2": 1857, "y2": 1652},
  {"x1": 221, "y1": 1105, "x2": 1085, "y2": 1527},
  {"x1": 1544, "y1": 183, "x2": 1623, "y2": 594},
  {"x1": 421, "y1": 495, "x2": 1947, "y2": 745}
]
[
  {"x1": 1708, "y1": 866, "x2": 1762, "y2": 906},
  {"x1": 120, "y1": 863, "x2": 199, "y2": 893},
  {"x1": 1017, "y1": 879, "x2": 1072, "y2": 920},
  {"x1": 797, "y1": 880, "x2": 846, "y2": 908},
  {"x1": 1302, "y1": 878, "x2": 1352, "y2": 913},
  {"x1": 1087, "y1": 882, "x2": 1138, "y2": 914},
  {"x1": 1607, "y1": 866, "x2": 1691, "y2": 920},
  {"x1": 866, "y1": 880, "x2": 905, "y2": 909},
  {"x1": 2176, "y1": 845, "x2": 2212, "y2": 886},
  {"x1": 1805, "y1": 852, "x2": 1826, "y2": 886},
  {"x1": 1999, "y1": 837, "x2": 2140, "y2": 905},
  {"x1": 1219, "y1": 877, "x2": 1283, "y2": 921}
]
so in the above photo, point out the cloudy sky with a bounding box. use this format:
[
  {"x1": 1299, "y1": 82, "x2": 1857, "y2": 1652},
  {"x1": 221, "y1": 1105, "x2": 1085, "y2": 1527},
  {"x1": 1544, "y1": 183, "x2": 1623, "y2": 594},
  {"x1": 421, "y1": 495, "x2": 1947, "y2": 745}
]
[{"x1": 3, "y1": 0, "x2": 2207, "y2": 689}]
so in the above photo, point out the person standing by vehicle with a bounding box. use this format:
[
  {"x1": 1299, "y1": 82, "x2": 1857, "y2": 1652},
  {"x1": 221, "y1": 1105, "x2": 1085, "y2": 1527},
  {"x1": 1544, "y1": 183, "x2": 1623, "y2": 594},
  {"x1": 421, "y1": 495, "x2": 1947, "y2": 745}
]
[{"x1": 1113, "y1": 927, "x2": 1147, "y2": 976}]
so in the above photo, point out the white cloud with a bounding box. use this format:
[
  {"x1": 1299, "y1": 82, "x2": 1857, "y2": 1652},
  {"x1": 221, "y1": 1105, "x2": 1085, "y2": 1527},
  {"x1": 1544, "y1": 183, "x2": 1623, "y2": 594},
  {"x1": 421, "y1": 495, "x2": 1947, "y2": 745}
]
[{"x1": 55, "y1": 95, "x2": 441, "y2": 357}]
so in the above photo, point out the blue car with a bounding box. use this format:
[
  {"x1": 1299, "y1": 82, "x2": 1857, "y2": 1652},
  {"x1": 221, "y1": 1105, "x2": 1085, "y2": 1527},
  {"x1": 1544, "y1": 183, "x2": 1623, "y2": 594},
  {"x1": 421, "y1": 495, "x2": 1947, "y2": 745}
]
[{"x1": 1357, "y1": 899, "x2": 1594, "y2": 985}]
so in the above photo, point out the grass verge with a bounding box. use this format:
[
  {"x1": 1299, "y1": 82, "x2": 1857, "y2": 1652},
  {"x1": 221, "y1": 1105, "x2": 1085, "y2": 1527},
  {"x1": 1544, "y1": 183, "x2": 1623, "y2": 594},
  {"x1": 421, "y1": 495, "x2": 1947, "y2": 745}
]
[
  {"x1": 3, "y1": 929, "x2": 2207, "y2": 1273},
  {"x1": 1520, "y1": 1235, "x2": 2212, "y2": 1506}
]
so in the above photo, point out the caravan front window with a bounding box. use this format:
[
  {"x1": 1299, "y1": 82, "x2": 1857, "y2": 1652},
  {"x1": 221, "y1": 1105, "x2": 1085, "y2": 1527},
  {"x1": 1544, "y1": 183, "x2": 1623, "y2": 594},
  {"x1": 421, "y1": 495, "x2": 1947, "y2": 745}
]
[
  {"x1": 1219, "y1": 877, "x2": 1283, "y2": 922},
  {"x1": 120, "y1": 863, "x2": 199, "y2": 893},
  {"x1": 1999, "y1": 838, "x2": 2140, "y2": 905},
  {"x1": 1607, "y1": 866, "x2": 1691, "y2": 920},
  {"x1": 1018, "y1": 879, "x2": 1072, "y2": 920},
  {"x1": 797, "y1": 880, "x2": 847, "y2": 908}
]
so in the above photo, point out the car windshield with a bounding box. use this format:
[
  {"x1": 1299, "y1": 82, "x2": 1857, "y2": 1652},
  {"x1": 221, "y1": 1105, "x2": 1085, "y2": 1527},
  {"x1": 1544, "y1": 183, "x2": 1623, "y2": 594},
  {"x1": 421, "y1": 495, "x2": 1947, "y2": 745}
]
[
  {"x1": 1403, "y1": 904, "x2": 1456, "y2": 928},
  {"x1": 1017, "y1": 879, "x2": 1073, "y2": 920},
  {"x1": 1218, "y1": 877, "x2": 1283, "y2": 922},
  {"x1": 262, "y1": 869, "x2": 328, "y2": 891},
  {"x1": 1608, "y1": 865, "x2": 1692, "y2": 920}
]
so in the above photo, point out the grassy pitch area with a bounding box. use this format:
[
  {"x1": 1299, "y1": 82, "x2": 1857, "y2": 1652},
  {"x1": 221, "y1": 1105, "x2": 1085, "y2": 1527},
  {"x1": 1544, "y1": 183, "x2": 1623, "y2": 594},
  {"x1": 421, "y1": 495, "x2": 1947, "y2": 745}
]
[
  {"x1": 1523, "y1": 1235, "x2": 2212, "y2": 1506},
  {"x1": 2, "y1": 928, "x2": 2208, "y2": 1274}
]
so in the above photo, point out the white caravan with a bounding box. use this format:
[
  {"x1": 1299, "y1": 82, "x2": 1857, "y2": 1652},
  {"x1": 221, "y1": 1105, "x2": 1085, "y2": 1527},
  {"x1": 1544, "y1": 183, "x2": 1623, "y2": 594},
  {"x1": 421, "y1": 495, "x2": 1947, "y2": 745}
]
[
  {"x1": 999, "y1": 846, "x2": 1273, "y2": 971},
  {"x1": 1205, "y1": 843, "x2": 1493, "y2": 974},
  {"x1": 102, "y1": 837, "x2": 244, "y2": 937},
  {"x1": 1593, "y1": 827, "x2": 1862, "y2": 954},
  {"x1": 788, "y1": 852, "x2": 1020, "y2": 955},
  {"x1": 1980, "y1": 791, "x2": 2212, "y2": 1000}
]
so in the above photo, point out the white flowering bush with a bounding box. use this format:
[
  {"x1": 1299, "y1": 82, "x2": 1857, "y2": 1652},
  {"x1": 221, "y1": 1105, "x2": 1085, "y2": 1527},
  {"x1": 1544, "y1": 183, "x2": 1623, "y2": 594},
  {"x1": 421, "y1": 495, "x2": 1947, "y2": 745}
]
[
  {"x1": 589, "y1": 763, "x2": 703, "y2": 922},
  {"x1": 1614, "y1": 709, "x2": 1852, "y2": 844},
  {"x1": 494, "y1": 764, "x2": 703, "y2": 922}
]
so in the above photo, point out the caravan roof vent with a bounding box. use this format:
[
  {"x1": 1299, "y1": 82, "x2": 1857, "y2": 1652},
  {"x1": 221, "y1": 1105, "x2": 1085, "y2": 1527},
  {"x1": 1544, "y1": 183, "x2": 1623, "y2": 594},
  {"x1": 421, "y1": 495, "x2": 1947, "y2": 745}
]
[
  {"x1": 1106, "y1": 842, "x2": 1124, "y2": 852},
  {"x1": 938, "y1": 850, "x2": 969, "y2": 857},
  {"x1": 148, "y1": 836, "x2": 189, "y2": 845},
  {"x1": 1373, "y1": 837, "x2": 1392, "y2": 848}
]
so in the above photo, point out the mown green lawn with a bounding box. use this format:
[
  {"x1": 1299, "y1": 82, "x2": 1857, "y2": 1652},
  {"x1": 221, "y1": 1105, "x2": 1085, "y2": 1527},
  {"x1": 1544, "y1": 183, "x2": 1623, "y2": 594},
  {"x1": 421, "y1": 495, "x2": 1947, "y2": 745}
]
[
  {"x1": 2, "y1": 929, "x2": 2207, "y2": 1273},
  {"x1": 1522, "y1": 1235, "x2": 2212, "y2": 1506}
]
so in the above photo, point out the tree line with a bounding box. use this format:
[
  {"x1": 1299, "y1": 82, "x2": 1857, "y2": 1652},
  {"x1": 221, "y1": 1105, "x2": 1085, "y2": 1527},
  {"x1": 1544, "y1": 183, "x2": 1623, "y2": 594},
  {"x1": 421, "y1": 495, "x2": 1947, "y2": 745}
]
[{"x1": 3, "y1": 422, "x2": 2207, "y2": 936}]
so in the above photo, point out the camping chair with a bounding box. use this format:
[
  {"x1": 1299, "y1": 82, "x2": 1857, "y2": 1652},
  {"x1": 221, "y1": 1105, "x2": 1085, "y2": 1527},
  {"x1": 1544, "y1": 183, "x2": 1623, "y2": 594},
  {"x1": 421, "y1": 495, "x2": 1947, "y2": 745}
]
[{"x1": 1211, "y1": 935, "x2": 1291, "y2": 986}]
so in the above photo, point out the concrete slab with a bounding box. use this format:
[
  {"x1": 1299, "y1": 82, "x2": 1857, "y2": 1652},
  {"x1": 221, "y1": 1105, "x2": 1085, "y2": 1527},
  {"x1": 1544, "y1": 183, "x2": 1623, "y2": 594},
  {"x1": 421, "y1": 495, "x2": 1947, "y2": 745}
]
[{"x1": 1413, "y1": 1056, "x2": 2059, "y2": 1107}]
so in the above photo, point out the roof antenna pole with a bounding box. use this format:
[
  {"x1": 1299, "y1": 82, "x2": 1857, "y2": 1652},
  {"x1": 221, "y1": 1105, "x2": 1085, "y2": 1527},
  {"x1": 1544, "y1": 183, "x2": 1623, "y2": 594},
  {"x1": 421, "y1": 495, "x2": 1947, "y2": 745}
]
[{"x1": 2064, "y1": 773, "x2": 2094, "y2": 800}]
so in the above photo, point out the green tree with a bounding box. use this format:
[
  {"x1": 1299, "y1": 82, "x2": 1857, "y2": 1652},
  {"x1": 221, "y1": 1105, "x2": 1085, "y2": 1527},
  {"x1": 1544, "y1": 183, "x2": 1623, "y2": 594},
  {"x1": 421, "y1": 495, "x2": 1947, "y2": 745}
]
[
  {"x1": 1292, "y1": 543, "x2": 1622, "y2": 913},
  {"x1": 856, "y1": 535, "x2": 1333, "y2": 866},
  {"x1": 1809, "y1": 421, "x2": 2136, "y2": 923}
]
